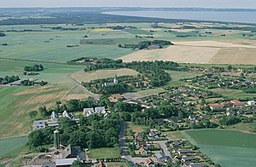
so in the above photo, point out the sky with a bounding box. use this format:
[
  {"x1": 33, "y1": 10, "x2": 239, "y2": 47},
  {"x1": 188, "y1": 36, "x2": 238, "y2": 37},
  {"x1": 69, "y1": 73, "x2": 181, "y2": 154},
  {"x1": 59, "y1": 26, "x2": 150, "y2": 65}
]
[{"x1": 0, "y1": 0, "x2": 256, "y2": 8}]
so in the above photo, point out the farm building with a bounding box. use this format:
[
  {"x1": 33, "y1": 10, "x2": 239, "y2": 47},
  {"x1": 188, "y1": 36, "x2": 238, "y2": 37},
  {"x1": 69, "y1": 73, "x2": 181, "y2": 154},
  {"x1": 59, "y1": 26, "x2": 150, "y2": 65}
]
[
  {"x1": 247, "y1": 101, "x2": 256, "y2": 106},
  {"x1": 145, "y1": 158, "x2": 155, "y2": 167},
  {"x1": 33, "y1": 120, "x2": 46, "y2": 130}
]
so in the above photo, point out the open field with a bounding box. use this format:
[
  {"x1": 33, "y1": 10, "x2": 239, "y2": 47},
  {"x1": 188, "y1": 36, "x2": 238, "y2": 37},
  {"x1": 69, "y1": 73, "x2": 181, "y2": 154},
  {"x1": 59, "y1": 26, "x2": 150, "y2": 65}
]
[
  {"x1": 107, "y1": 162, "x2": 128, "y2": 167},
  {"x1": 120, "y1": 44, "x2": 220, "y2": 64},
  {"x1": 165, "y1": 131, "x2": 186, "y2": 140},
  {"x1": 0, "y1": 136, "x2": 28, "y2": 156},
  {"x1": 71, "y1": 68, "x2": 139, "y2": 83},
  {"x1": 210, "y1": 88, "x2": 256, "y2": 99},
  {"x1": 166, "y1": 70, "x2": 204, "y2": 81},
  {"x1": 88, "y1": 148, "x2": 120, "y2": 159},
  {"x1": 0, "y1": 86, "x2": 71, "y2": 138},
  {"x1": 120, "y1": 40, "x2": 256, "y2": 65},
  {"x1": 183, "y1": 129, "x2": 256, "y2": 167},
  {"x1": 209, "y1": 47, "x2": 256, "y2": 64},
  {"x1": 128, "y1": 123, "x2": 149, "y2": 133}
]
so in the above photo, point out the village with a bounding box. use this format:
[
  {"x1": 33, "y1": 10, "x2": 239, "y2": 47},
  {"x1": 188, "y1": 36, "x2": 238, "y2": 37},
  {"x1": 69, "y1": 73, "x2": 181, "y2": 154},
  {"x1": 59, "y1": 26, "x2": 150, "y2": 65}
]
[{"x1": 29, "y1": 80, "x2": 255, "y2": 167}]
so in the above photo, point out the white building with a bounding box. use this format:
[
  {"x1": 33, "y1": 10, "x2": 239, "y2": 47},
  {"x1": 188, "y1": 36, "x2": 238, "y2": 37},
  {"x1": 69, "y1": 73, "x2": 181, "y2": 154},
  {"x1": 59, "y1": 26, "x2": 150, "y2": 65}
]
[
  {"x1": 33, "y1": 120, "x2": 46, "y2": 130},
  {"x1": 248, "y1": 101, "x2": 256, "y2": 106},
  {"x1": 83, "y1": 108, "x2": 94, "y2": 117}
]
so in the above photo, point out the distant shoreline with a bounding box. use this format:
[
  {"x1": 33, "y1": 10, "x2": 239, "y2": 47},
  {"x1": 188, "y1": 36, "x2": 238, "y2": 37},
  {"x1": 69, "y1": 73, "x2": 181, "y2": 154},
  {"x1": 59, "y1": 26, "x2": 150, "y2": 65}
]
[{"x1": 103, "y1": 9, "x2": 256, "y2": 24}]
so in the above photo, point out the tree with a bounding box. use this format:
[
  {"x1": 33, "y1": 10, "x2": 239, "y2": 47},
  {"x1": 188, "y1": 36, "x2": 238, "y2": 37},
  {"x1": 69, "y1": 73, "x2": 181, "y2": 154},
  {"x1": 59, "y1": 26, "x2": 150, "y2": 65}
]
[
  {"x1": 71, "y1": 160, "x2": 82, "y2": 167},
  {"x1": 29, "y1": 110, "x2": 38, "y2": 119}
]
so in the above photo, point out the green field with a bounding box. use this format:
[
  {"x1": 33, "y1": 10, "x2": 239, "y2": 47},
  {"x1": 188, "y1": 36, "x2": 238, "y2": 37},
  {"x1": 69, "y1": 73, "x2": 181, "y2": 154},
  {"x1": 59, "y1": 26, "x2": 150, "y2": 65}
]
[
  {"x1": 0, "y1": 136, "x2": 28, "y2": 156},
  {"x1": 183, "y1": 129, "x2": 256, "y2": 167},
  {"x1": 166, "y1": 70, "x2": 204, "y2": 81},
  {"x1": 211, "y1": 88, "x2": 256, "y2": 99},
  {"x1": 88, "y1": 148, "x2": 120, "y2": 159}
]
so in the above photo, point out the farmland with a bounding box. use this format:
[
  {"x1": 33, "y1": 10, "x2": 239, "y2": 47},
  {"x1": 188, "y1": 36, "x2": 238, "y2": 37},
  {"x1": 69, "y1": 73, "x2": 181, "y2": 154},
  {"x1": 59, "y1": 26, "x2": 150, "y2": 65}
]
[
  {"x1": 0, "y1": 136, "x2": 28, "y2": 156},
  {"x1": 120, "y1": 40, "x2": 256, "y2": 64},
  {"x1": 71, "y1": 68, "x2": 139, "y2": 83},
  {"x1": 0, "y1": 15, "x2": 256, "y2": 165},
  {"x1": 88, "y1": 148, "x2": 120, "y2": 159},
  {"x1": 183, "y1": 129, "x2": 256, "y2": 167}
]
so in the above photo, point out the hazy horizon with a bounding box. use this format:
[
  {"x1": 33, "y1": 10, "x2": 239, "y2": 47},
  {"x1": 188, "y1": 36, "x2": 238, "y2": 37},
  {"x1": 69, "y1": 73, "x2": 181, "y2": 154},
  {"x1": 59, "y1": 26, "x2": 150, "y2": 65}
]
[{"x1": 0, "y1": 0, "x2": 256, "y2": 9}]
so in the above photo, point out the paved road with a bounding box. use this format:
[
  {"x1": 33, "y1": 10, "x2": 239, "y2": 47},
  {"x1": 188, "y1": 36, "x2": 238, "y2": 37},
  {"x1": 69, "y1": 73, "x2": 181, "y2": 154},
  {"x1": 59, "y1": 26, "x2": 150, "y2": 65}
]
[
  {"x1": 153, "y1": 140, "x2": 171, "y2": 158},
  {"x1": 67, "y1": 74, "x2": 100, "y2": 100},
  {"x1": 119, "y1": 121, "x2": 136, "y2": 167}
]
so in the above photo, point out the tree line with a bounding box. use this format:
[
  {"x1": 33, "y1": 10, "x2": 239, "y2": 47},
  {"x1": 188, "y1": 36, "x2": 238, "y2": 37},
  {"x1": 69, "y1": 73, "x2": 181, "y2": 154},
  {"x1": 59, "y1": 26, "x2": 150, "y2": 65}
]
[
  {"x1": 68, "y1": 58, "x2": 183, "y2": 88},
  {"x1": 28, "y1": 114, "x2": 121, "y2": 149},
  {"x1": 24, "y1": 64, "x2": 44, "y2": 72},
  {"x1": 0, "y1": 75, "x2": 19, "y2": 84},
  {"x1": 118, "y1": 40, "x2": 173, "y2": 50}
]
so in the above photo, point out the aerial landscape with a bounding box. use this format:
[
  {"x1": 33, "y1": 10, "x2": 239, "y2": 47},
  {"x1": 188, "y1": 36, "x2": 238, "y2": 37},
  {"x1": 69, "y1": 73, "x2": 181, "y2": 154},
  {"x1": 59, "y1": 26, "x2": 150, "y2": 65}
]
[{"x1": 0, "y1": 0, "x2": 256, "y2": 167}]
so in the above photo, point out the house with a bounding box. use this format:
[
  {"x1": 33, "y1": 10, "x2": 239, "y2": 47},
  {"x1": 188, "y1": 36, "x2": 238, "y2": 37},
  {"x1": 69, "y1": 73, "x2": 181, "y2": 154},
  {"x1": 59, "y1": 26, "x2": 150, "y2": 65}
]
[
  {"x1": 83, "y1": 108, "x2": 94, "y2": 117},
  {"x1": 181, "y1": 156, "x2": 197, "y2": 163},
  {"x1": 188, "y1": 115, "x2": 197, "y2": 122},
  {"x1": 62, "y1": 145, "x2": 86, "y2": 161},
  {"x1": 154, "y1": 152, "x2": 168, "y2": 162},
  {"x1": 102, "y1": 77, "x2": 118, "y2": 87},
  {"x1": 208, "y1": 103, "x2": 224, "y2": 111},
  {"x1": 177, "y1": 149, "x2": 193, "y2": 155},
  {"x1": 134, "y1": 133, "x2": 143, "y2": 140},
  {"x1": 231, "y1": 100, "x2": 244, "y2": 107},
  {"x1": 247, "y1": 101, "x2": 256, "y2": 106},
  {"x1": 62, "y1": 110, "x2": 71, "y2": 119},
  {"x1": 148, "y1": 130, "x2": 159, "y2": 139},
  {"x1": 95, "y1": 107, "x2": 106, "y2": 114},
  {"x1": 56, "y1": 158, "x2": 78, "y2": 167},
  {"x1": 97, "y1": 161, "x2": 106, "y2": 167},
  {"x1": 138, "y1": 141, "x2": 147, "y2": 147},
  {"x1": 189, "y1": 163, "x2": 206, "y2": 167},
  {"x1": 145, "y1": 158, "x2": 155, "y2": 167},
  {"x1": 51, "y1": 111, "x2": 59, "y2": 121},
  {"x1": 172, "y1": 140, "x2": 182, "y2": 148},
  {"x1": 47, "y1": 120, "x2": 59, "y2": 127},
  {"x1": 33, "y1": 120, "x2": 46, "y2": 130},
  {"x1": 135, "y1": 147, "x2": 148, "y2": 156}
]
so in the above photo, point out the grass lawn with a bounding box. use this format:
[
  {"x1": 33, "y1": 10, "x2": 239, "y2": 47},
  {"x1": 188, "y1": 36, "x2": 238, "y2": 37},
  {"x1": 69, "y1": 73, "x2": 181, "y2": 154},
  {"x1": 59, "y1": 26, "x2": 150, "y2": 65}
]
[
  {"x1": 0, "y1": 136, "x2": 28, "y2": 156},
  {"x1": 166, "y1": 70, "x2": 204, "y2": 81},
  {"x1": 183, "y1": 129, "x2": 256, "y2": 167},
  {"x1": 128, "y1": 123, "x2": 149, "y2": 133},
  {"x1": 165, "y1": 131, "x2": 186, "y2": 140},
  {"x1": 107, "y1": 162, "x2": 128, "y2": 167},
  {"x1": 88, "y1": 148, "x2": 120, "y2": 159}
]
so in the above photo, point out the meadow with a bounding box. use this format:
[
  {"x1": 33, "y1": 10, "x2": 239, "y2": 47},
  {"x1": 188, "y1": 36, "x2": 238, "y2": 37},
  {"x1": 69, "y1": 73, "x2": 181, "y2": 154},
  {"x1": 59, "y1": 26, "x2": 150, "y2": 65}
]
[
  {"x1": 183, "y1": 129, "x2": 256, "y2": 167},
  {"x1": 0, "y1": 136, "x2": 28, "y2": 156},
  {"x1": 71, "y1": 68, "x2": 139, "y2": 83},
  {"x1": 88, "y1": 148, "x2": 120, "y2": 159}
]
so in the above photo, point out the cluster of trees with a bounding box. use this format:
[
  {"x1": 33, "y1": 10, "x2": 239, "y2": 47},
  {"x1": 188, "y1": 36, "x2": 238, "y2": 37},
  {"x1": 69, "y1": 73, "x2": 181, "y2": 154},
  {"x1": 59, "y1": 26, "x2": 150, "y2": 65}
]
[
  {"x1": 106, "y1": 25, "x2": 137, "y2": 30},
  {"x1": 0, "y1": 75, "x2": 19, "y2": 84},
  {"x1": 69, "y1": 58, "x2": 182, "y2": 88},
  {"x1": 24, "y1": 64, "x2": 44, "y2": 72},
  {"x1": 35, "y1": 98, "x2": 95, "y2": 118},
  {"x1": 99, "y1": 82, "x2": 132, "y2": 95},
  {"x1": 0, "y1": 32, "x2": 6, "y2": 37},
  {"x1": 21, "y1": 80, "x2": 47, "y2": 86},
  {"x1": 118, "y1": 40, "x2": 173, "y2": 50},
  {"x1": 190, "y1": 119, "x2": 218, "y2": 129},
  {"x1": 28, "y1": 114, "x2": 121, "y2": 149},
  {"x1": 219, "y1": 116, "x2": 241, "y2": 125}
]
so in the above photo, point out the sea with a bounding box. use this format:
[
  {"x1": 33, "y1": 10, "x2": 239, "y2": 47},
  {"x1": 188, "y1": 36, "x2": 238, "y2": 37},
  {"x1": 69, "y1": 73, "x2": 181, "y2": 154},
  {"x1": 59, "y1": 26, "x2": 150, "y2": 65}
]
[{"x1": 104, "y1": 10, "x2": 256, "y2": 24}]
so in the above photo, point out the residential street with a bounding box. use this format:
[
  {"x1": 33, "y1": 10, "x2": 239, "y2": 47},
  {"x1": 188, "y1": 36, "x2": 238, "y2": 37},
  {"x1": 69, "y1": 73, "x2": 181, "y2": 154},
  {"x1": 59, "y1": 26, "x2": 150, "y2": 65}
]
[{"x1": 119, "y1": 121, "x2": 136, "y2": 167}]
